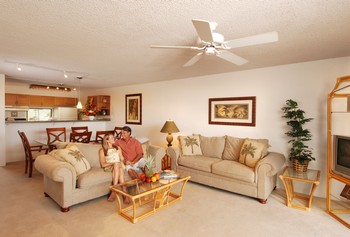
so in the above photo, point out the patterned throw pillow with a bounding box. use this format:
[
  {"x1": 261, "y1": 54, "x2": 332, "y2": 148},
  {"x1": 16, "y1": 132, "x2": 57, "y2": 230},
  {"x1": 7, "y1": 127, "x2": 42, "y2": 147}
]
[
  {"x1": 179, "y1": 135, "x2": 203, "y2": 156},
  {"x1": 54, "y1": 144, "x2": 91, "y2": 175},
  {"x1": 238, "y1": 139, "x2": 268, "y2": 168}
]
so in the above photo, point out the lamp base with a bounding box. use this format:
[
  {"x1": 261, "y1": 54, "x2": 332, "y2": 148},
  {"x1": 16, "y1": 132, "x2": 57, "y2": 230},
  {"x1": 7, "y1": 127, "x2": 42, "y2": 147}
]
[{"x1": 166, "y1": 134, "x2": 173, "y2": 147}]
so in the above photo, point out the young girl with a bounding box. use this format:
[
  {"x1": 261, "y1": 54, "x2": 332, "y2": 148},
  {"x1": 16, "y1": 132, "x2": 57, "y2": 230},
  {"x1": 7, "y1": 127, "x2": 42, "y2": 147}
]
[{"x1": 99, "y1": 132, "x2": 125, "y2": 201}]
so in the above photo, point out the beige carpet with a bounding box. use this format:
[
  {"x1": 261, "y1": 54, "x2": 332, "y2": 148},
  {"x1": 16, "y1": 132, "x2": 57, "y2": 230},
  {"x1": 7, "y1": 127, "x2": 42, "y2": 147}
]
[{"x1": 0, "y1": 161, "x2": 349, "y2": 237}]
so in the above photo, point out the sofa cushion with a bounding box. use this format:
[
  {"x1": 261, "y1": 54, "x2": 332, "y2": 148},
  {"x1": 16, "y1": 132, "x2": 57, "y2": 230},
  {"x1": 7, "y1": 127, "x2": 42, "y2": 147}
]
[
  {"x1": 53, "y1": 144, "x2": 91, "y2": 176},
  {"x1": 238, "y1": 139, "x2": 268, "y2": 168},
  {"x1": 199, "y1": 135, "x2": 226, "y2": 159},
  {"x1": 74, "y1": 143, "x2": 102, "y2": 168},
  {"x1": 179, "y1": 135, "x2": 202, "y2": 156},
  {"x1": 222, "y1": 136, "x2": 245, "y2": 161},
  {"x1": 212, "y1": 160, "x2": 255, "y2": 183},
  {"x1": 77, "y1": 167, "x2": 111, "y2": 188},
  {"x1": 178, "y1": 155, "x2": 220, "y2": 172}
]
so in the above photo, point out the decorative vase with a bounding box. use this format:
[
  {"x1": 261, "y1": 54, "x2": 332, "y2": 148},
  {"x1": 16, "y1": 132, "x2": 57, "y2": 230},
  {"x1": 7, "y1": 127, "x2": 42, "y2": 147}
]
[
  {"x1": 293, "y1": 159, "x2": 309, "y2": 173},
  {"x1": 88, "y1": 115, "x2": 95, "y2": 120}
]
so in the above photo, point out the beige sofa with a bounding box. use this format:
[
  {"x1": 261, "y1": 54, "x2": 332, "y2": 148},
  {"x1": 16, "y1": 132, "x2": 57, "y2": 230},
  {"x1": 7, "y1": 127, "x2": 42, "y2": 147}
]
[
  {"x1": 34, "y1": 139, "x2": 165, "y2": 212},
  {"x1": 167, "y1": 135, "x2": 286, "y2": 203}
]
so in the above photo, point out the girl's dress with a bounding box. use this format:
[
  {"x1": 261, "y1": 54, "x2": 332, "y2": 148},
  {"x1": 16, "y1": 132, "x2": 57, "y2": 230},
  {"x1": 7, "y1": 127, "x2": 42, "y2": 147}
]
[{"x1": 103, "y1": 148, "x2": 125, "y2": 172}]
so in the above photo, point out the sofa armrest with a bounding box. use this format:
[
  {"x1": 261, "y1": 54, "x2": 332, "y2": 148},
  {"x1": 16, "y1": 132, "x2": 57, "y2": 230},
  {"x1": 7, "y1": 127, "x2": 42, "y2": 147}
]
[
  {"x1": 166, "y1": 146, "x2": 180, "y2": 171},
  {"x1": 255, "y1": 152, "x2": 286, "y2": 177},
  {"x1": 149, "y1": 145, "x2": 166, "y2": 172},
  {"x1": 34, "y1": 154, "x2": 76, "y2": 187}
]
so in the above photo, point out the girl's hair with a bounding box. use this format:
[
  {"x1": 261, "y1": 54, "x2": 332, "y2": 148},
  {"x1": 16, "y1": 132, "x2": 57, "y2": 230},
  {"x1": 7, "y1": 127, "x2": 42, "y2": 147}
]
[{"x1": 102, "y1": 132, "x2": 116, "y2": 156}]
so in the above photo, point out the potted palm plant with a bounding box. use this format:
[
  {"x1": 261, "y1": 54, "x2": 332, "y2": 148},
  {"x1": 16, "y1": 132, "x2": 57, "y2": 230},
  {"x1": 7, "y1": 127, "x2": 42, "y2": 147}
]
[{"x1": 281, "y1": 99, "x2": 315, "y2": 172}]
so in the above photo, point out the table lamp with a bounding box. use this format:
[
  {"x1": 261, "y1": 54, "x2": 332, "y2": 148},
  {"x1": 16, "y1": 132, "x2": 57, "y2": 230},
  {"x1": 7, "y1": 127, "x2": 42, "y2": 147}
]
[{"x1": 160, "y1": 120, "x2": 180, "y2": 147}]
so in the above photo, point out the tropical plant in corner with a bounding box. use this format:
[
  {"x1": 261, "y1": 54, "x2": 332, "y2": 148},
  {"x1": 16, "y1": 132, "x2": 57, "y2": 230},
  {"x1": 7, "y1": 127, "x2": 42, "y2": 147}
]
[{"x1": 281, "y1": 99, "x2": 315, "y2": 167}]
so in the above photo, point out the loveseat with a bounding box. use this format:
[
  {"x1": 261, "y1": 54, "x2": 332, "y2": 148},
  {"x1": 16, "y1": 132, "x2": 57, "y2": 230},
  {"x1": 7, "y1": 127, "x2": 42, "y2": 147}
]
[
  {"x1": 34, "y1": 139, "x2": 165, "y2": 211},
  {"x1": 167, "y1": 135, "x2": 286, "y2": 203}
]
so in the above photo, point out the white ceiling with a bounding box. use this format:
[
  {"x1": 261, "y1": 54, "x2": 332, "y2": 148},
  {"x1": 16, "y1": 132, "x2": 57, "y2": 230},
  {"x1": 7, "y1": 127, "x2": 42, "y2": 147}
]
[{"x1": 1, "y1": 1, "x2": 349, "y2": 89}]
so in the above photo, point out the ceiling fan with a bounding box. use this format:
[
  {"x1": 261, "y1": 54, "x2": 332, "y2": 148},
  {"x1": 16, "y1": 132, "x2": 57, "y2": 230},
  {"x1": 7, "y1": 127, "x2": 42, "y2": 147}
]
[{"x1": 151, "y1": 19, "x2": 279, "y2": 67}]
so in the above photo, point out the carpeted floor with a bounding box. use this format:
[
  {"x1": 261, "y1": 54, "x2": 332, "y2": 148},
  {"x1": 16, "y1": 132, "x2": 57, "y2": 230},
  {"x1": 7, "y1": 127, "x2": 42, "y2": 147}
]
[{"x1": 0, "y1": 161, "x2": 349, "y2": 237}]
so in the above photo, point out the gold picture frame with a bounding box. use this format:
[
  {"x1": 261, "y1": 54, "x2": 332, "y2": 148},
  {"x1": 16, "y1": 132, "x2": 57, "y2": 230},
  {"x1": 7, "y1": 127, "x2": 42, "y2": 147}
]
[
  {"x1": 125, "y1": 93, "x2": 142, "y2": 125},
  {"x1": 209, "y1": 96, "x2": 256, "y2": 126}
]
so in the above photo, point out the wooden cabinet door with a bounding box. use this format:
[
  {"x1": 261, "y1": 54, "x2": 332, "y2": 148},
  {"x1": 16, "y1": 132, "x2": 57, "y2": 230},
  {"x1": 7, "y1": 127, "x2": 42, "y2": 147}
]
[
  {"x1": 65, "y1": 97, "x2": 77, "y2": 107},
  {"x1": 54, "y1": 97, "x2": 65, "y2": 106},
  {"x1": 15, "y1": 94, "x2": 29, "y2": 106},
  {"x1": 5, "y1": 94, "x2": 17, "y2": 106},
  {"x1": 29, "y1": 95, "x2": 42, "y2": 107},
  {"x1": 41, "y1": 96, "x2": 55, "y2": 107}
]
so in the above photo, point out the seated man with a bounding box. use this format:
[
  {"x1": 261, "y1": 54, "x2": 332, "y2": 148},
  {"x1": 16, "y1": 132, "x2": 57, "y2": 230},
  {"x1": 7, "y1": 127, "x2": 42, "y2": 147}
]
[{"x1": 113, "y1": 126, "x2": 146, "y2": 179}]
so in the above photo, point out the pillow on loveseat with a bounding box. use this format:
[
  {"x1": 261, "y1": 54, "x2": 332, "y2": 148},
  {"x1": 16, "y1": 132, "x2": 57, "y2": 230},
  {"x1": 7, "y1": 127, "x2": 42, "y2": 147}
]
[
  {"x1": 238, "y1": 139, "x2": 269, "y2": 168},
  {"x1": 222, "y1": 136, "x2": 245, "y2": 161},
  {"x1": 179, "y1": 135, "x2": 202, "y2": 156},
  {"x1": 199, "y1": 135, "x2": 226, "y2": 158},
  {"x1": 51, "y1": 144, "x2": 91, "y2": 175}
]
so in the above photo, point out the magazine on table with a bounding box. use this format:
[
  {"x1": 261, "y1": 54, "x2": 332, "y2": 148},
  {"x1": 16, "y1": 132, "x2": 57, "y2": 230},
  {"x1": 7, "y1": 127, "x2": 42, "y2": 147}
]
[{"x1": 160, "y1": 170, "x2": 178, "y2": 179}]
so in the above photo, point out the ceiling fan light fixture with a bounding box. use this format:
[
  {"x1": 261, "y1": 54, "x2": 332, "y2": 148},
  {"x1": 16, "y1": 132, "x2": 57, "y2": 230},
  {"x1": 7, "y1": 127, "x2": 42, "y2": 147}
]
[
  {"x1": 205, "y1": 46, "x2": 216, "y2": 55},
  {"x1": 212, "y1": 32, "x2": 224, "y2": 43}
]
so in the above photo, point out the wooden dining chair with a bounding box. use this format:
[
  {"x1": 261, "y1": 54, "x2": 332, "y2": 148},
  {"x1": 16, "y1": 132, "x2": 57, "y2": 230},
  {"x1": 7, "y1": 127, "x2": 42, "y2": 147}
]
[
  {"x1": 18, "y1": 130, "x2": 49, "y2": 177},
  {"x1": 70, "y1": 131, "x2": 92, "y2": 143},
  {"x1": 71, "y1": 126, "x2": 89, "y2": 133},
  {"x1": 114, "y1": 126, "x2": 123, "y2": 139},
  {"x1": 46, "y1": 127, "x2": 66, "y2": 150},
  {"x1": 95, "y1": 130, "x2": 114, "y2": 143}
]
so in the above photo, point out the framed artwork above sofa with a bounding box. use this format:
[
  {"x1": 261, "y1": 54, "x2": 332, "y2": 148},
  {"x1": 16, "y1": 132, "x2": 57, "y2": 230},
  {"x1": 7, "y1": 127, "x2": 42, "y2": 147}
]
[{"x1": 208, "y1": 96, "x2": 256, "y2": 126}]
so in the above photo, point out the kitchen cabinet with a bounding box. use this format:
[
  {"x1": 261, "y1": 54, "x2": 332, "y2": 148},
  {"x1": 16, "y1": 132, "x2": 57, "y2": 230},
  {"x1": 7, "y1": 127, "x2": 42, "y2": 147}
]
[
  {"x1": 87, "y1": 95, "x2": 110, "y2": 115},
  {"x1": 29, "y1": 95, "x2": 55, "y2": 107},
  {"x1": 5, "y1": 93, "x2": 29, "y2": 106},
  {"x1": 5, "y1": 93, "x2": 76, "y2": 107},
  {"x1": 54, "y1": 97, "x2": 77, "y2": 107}
]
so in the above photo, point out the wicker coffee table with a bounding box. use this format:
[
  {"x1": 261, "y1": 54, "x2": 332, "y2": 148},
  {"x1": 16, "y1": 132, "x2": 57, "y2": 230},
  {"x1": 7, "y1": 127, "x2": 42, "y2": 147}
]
[{"x1": 110, "y1": 174, "x2": 190, "y2": 223}]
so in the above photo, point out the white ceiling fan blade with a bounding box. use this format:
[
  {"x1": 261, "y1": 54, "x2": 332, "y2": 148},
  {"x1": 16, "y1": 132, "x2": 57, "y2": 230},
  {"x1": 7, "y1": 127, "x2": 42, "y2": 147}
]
[
  {"x1": 184, "y1": 52, "x2": 203, "y2": 67},
  {"x1": 226, "y1": 31, "x2": 279, "y2": 49},
  {"x1": 217, "y1": 51, "x2": 248, "y2": 65},
  {"x1": 150, "y1": 45, "x2": 201, "y2": 50},
  {"x1": 192, "y1": 19, "x2": 214, "y2": 42}
]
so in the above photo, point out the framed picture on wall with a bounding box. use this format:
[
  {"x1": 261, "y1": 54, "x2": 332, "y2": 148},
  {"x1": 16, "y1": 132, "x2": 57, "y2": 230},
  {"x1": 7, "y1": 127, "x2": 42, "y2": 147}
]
[
  {"x1": 209, "y1": 96, "x2": 256, "y2": 126},
  {"x1": 125, "y1": 93, "x2": 142, "y2": 125}
]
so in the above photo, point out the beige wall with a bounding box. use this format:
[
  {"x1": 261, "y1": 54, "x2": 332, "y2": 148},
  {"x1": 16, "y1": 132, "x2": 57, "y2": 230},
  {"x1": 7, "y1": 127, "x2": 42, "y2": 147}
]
[
  {"x1": 4, "y1": 57, "x2": 350, "y2": 197},
  {"x1": 88, "y1": 56, "x2": 350, "y2": 198}
]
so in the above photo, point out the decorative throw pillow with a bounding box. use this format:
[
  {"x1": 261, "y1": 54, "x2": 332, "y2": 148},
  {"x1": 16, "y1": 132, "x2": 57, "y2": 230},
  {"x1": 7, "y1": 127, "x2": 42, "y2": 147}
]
[
  {"x1": 54, "y1": 145, "x2": 91, "y2": 175},
  {"x1": 238, "y1": 139, "x2": 268, "y2": 168},
  {"x1": 199, "y1": 135, "x2": 226, "y2": 158},
  {"x1": 179, "y1": 135, "x2": 202, "y2": 156},
  {"x1": 222, "y1": 136, "x2": 245, "y2": 161}
]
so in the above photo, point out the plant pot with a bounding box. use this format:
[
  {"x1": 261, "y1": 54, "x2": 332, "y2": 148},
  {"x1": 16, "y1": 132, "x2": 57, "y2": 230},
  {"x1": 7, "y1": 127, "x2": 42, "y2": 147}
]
[
  {"x1": 292, "y1": 159, "x2": 309, "y2": 173},
  {"x1": 88, "y1": 116, "x2": 95, "y2": 120}
]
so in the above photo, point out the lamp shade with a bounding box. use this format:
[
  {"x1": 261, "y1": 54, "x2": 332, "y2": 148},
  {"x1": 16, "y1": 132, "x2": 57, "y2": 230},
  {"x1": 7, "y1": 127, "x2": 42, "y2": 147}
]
[{"x1": 160, "y1": 120, "x2": 180, "y2": 133}]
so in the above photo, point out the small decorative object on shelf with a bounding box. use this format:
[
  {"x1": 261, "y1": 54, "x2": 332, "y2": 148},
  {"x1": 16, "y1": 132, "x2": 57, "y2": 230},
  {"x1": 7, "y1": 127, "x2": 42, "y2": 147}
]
[
  {"x1": 281, "y1": 99, "x2": 315, "y2": 172},
  {"x1": 88, "y1": 115, "x2": 95, "y2": 121}
]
